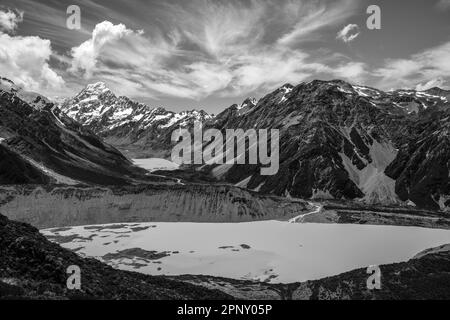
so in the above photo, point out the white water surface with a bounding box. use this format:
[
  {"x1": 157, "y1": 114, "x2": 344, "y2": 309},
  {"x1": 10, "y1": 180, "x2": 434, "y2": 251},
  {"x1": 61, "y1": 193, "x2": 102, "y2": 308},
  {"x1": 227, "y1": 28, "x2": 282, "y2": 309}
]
[{"x1": 42, "y1": 221, "x2": 450, "y2": 283}]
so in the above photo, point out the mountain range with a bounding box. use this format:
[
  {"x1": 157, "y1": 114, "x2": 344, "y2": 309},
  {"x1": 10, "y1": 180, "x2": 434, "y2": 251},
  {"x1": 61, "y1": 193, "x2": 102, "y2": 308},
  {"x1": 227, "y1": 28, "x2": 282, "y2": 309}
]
[
  {"x1": 0, "y1": 78, "x2": 146, "y2": 185},
  {"x1": 60, "y1": 82, "x2": 211, "y2": 158},
  {"x1": 57, "y1": 80, "x2": 449, "y2": 211}
]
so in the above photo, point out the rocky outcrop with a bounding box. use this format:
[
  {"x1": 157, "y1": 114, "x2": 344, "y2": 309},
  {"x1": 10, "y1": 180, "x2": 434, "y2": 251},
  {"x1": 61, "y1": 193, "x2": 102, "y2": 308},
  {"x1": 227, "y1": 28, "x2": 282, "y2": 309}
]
[
  {"x1": 0, "y1": 213, "x2": 231, "y2": 300},
  {"x1": 0, "y1": 185, "x2": 308, "y2": 229},
  {"x1": 385, "y1": 111, "x2": 449, "y2": 210}
]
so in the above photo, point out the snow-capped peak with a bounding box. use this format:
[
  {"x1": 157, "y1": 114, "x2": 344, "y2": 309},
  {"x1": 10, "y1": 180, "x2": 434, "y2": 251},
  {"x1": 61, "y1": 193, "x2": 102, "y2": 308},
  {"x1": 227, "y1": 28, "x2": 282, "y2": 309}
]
[
  {"x1": 79, "y1": 82, "x2": 112, "y2": 97},
  {"x1": 85, "y1": 82, "x2": 109, "y2": 92},
  {"x1": 238, "y1": 97, "x2": 257, "y2": 110},
  {"x1": 280, "y1": 83, "x2": 293, "y2": 93}
]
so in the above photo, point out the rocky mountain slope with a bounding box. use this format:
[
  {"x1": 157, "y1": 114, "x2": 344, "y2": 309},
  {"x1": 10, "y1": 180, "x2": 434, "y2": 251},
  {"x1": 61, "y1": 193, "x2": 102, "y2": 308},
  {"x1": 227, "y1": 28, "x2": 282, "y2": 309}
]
[
  {"x1": 385, "y1": 110, "x2": 449, "y2": 209},
  {"x1": 201, "y1": 80, "x2": 449, "y2": 210},
  {"x1": 0, "y1": 78, "x2": 146, "y2": 185},
  {"x1": 59, "y1": 82, "x2": 211, "y2": 158},
  {"x1": 0, "y1": 213, "x2": 231, "y2": 300},
  {"x1": 57, "y1": 79, "x2": 449, "y2": 210}
]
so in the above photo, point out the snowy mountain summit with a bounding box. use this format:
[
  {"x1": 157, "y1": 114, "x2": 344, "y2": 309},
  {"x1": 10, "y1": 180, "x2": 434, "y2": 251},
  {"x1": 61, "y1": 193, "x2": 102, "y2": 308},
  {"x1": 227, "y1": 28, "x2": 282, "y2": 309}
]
[{"x1": 59, "y1": 82, "x2": 211, "y2": 157}]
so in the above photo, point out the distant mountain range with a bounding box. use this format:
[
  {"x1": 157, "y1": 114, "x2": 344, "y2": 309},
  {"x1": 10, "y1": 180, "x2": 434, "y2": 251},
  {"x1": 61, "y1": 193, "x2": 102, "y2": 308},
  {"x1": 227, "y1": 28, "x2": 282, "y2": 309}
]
[
  {"x1": 57, "y1": 79, "x2": 449, "y2": 211},
  {"x1": 2, "y1": 76, "x2": 447, "y2": 210}
]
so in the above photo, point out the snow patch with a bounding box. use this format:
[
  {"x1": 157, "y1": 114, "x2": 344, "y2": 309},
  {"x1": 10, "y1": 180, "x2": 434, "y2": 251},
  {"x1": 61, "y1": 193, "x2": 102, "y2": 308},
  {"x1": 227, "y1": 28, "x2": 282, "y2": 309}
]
[
  {"x1": 311, "y1": 189, "x2": 334, "y2": 200},
  {"x1": 133, "y1": 158, "x2": 179, "y2": 172},
  {"x1": 235, "y1": 176, "x2": 252, "y2": 188},
  {"x1": 339, "y1": 139, "x2": 399, "y2": 204}
]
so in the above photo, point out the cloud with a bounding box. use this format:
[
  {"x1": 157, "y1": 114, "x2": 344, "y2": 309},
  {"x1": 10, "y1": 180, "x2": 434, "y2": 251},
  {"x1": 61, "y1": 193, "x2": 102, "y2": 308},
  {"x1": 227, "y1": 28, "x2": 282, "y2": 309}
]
[
  {"x1": 0, "y1": 8, "x2": 23, "y2": 33},
  {"x1": 68, "y1": 0, "x2": 364, "y2": 100},
  {"x1": 375, "y1": 41, "x2": 450, "y2": 90},
  {"x1": 336, "y1": 24, "x2": 360, "y2": 43},
  {"x1": 0, "y1": 7, "x2": 65, "y2": 96},
  {"x1": 163, "y1": 0, "x2": 267, "y2": 58},
  {"x1": 415, "y1": 78, "x2": 446, "y2": 91},
  {"x1": 278, "y1": 0, "x2": 359, "y2": 45},
  {"x1": 436, "y1": 0, "x2": 450, "y2": 10},
  {"x1": 0, "y1": 32, "x2": 65, "y2": 94},
  {"x1": 70, "y1": 21, "x2": 148, "y2": 78}
]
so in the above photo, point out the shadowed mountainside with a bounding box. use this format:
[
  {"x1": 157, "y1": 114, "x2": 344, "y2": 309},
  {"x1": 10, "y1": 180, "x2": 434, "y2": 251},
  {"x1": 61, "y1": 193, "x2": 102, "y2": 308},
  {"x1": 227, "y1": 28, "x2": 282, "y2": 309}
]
[{"x1": 0, "y1": 78, "x2": 147, "y2": 185}]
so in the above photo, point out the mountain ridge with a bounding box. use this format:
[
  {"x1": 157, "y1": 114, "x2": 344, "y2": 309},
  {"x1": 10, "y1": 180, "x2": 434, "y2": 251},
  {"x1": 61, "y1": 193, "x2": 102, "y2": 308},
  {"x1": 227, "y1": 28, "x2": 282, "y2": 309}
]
[
  {"x1": 59, "y1": 82, "x2": 212, "y2": 158},
  {"x1": 55, "y1": 79, "x2": 450, "y2": 210},
  {"x1": 0, "y1": 77, "x2": 147, "y2": 185}
]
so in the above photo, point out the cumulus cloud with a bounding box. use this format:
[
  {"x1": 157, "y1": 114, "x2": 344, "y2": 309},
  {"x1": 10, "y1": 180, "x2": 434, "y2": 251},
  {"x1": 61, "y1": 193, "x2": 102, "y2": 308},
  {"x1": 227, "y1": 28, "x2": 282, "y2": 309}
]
[
  {"x1": 70, "y1": 21, "x2": 143, "y2": 77},
  {"x1": 0, "y1": 8, "x2": 65, "y2": 95},
  {"x1": 375, "y1": 41, "x2": 450, "y2": 90},
  {"x1": 0, "y1": 9, "x2": 23, "y2": 33},
  {"x1": 336, "y1": 24, "x2": 360, "y2": 43},
  {"x1": 0, "y1": 32, "x2": 65, "y2": 93},
  {"x1": 68, "y1": 0, "x2": 365, "y2": 100}
]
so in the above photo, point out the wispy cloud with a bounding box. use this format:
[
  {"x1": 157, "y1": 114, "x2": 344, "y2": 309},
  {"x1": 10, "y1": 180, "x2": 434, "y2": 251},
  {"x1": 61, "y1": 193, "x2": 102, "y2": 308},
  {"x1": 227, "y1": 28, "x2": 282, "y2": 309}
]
[
  {"x1": 415, "y1": 78, "x2": 445, "y2": 91},
  {"x1": 0, "y1": 8, "x2": 23, "y2": 33},
  {"x1": 336, "y1": 24, "x2": 360, "y2": 43},
  {"x1": 67, "y1": 0, "x2": 364, "y2": 99},
  {"x1": 0, "y1": 8, "x2": 64, "y2": 95},
  {"x1": 277, "y1": 0, "x2": 359, "y2": 45},
  {"x1": 6, "y1": 0, "x2": 448, "y2": 102},
  {"x1": 375, "y1": 40, "x2": 450, "y2": 90}
]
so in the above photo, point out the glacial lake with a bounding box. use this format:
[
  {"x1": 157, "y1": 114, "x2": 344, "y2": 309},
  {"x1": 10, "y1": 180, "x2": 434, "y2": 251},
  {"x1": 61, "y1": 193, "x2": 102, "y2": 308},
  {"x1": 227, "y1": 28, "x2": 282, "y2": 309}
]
[{"x1": 42, "y1": 221, "x2": 450, "y2": 283}]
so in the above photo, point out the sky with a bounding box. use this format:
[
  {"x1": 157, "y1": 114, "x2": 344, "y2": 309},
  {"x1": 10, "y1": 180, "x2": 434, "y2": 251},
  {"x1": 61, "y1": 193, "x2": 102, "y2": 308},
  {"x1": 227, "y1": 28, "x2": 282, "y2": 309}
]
[{"x1": 0, "y1": 0, "x2": 450, "y2": 114}]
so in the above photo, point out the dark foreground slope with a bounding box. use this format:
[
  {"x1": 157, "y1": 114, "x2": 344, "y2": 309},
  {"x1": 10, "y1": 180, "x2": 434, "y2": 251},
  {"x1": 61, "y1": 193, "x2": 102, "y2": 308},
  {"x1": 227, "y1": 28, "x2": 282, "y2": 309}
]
[{"x1": 0, "y1": 213, "x2": 231, "y2": 300}]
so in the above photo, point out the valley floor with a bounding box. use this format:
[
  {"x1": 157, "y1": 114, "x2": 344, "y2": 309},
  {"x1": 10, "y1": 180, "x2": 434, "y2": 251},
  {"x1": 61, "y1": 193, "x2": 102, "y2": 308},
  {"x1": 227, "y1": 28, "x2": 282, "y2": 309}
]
[{"x1": 37, "y1": 159, "x2": 450, "y2": 286}]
